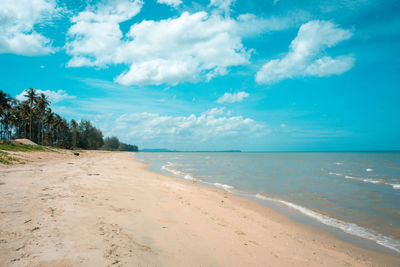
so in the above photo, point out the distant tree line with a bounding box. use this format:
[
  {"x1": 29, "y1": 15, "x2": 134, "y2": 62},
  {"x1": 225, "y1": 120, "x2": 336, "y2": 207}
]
[
  {"x1": 102, "y1": 136, "x2": 138, "y2": 152},
  {"x1": 0, "y1": 88, "x2": 138, "y2": 151}
]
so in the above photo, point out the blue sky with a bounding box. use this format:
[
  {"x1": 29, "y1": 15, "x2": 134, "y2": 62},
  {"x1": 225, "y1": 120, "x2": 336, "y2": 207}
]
[{"x1": 1, "y1": 0, "x2": 399, "y2": 151}]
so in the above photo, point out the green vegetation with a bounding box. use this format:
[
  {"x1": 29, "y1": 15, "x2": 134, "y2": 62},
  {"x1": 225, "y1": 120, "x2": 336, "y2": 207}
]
[
  {"x1": 0, "y1": 88, "x2": 138, "y2": 152},
  {"x1": 102, "y1": 136, "x2": 138, "y2": 151},
  {"x1": 0, "y1": 141, "x2": 49, "y2": 152},
  {"x1": 0, "y1": 151, "x2": 23, "y2": 164}
]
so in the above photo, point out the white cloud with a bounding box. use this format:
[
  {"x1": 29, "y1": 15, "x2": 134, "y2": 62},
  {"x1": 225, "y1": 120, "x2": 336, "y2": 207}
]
[
  {"x1": 107, "y1": 108, "x2": 267, "y2": 144},
  {"x1": 66, "y1": 0, "x2": 143, "y2": 67},
  {"x1": 205, "y1": 107, "x2": 226, "y2": 116},
  {"x1": 100, "y1": 11, "x2": 251, "y2": 85},
  {"x1": 16, "y1": 89, "x2": 75, "y2": 104},
  {"x1": 217, "y1": 91, "x2": 249, "y2": 103},
  {"x1": 157, "y1": 0, "x2": 182, "y2": 8},
  {"x1": 0, "y1": 0, "x2": 61, "y2": 56},
  {"x1": 209, "y1": 0, "x2": 236, "y2": 18},
  {"x1": 66, "y1": 0, "x2": 286, "y2": 86},
  {"x1": 256, "y1": 20, "x2": 354, "y2": 84}
]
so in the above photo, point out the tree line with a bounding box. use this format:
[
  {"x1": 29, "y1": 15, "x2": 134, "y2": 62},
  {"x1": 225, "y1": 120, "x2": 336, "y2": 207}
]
[{"x1": 0, "y1": 88, "x2": 138, "y2": 151}]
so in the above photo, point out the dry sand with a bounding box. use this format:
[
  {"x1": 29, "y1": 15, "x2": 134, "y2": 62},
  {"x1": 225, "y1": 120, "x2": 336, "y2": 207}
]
[{"x1": 0, "y1": 150, "x2": 399, "y2": 266}]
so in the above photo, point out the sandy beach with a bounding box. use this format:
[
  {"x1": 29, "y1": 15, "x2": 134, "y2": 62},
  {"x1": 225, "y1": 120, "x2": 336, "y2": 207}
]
[{"x1": 1, "y1": 150, "x2": 399, "y2": 266}]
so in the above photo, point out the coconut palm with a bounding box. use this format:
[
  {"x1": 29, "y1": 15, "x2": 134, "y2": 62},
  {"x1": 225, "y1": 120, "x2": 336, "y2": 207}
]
[
  {"x1": 71, "y1": 119, "x2": 78, "y2": 148},
  {"x1": 0, "y1": 90, "x2": 13, "y2": 139},
  {"x1": 35, "y1": 93, "x2": 50, "y2": 144},
  {"x1": 44, "y1": 108, "x2": 54, "y2": 145},
  {"x1": 24, "y1": 88, "x2": 37, "y2": 141}
]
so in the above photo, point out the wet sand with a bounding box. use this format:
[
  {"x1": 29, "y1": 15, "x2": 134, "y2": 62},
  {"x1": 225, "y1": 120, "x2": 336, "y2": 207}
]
[{"x1": 1, "y1": 150, "x2": 399, "y2": 266}]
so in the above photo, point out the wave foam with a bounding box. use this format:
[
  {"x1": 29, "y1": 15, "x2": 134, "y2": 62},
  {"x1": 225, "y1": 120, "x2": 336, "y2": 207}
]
[
  {"x1": 344, "y1": 175, "x2": 400, "y2": 189},
  {"x1": 161, "y1": 163, "x2": 199, "y2": 182},
  {"x1": 328, "y1": 172, "x2": 399, "y2": 190},
  {"x1": 255, "y1": 194, "x2": 400, "y2": 253},
  {"x1": 161, "y1": 163, "x2": 235, "y2": 193},
  {"x1": 335, "y1": 162, "x2": 343, "y2": 165},
  {"x1": 345, "y1": 175, "x2": 381, "y2": 184},
  {"x1": 366, "y1": 168, "x2": 375, "y2": 172},
  {"x1": 328, "y1": 172, "x2": 344, "y2": 176},
  {"x1": 392, "y1": 184, "x2": 400, "y2": 190},
  {"x1": 213, "y1": 183, "x2": 235, "y2": 192}
]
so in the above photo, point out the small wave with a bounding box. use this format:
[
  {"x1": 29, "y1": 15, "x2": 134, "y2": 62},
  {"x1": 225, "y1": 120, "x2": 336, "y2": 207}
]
[
  {"x1": 345, "y1": 175, "x2": 381, "y2": 184},
  {"x1": 329, "y1": 172, "x2": 398, "y2": 190},
  {"x1": 255, "y1": 194, "x2": 400, "y2": 253},
  {"x1": 161, "y1": 163, "x2": 200, "y2": 182},
  {"x1": 343, "y1": 175, "x2": 400, "y2": 188},
  {"x1": 328, "y1": 172, "x2": 344, "y2": 177},
  {"x1": 161, "y1": 163, "x2": 235, "y2": 192},
  {"x1": 366, "y1": 168, "x2": 375, "y2": 172},
  {"x1": 335, "y1": 162, "x2": 343, "y2": 165},
  {"x1": 213, "y1": 183, "x2": 235, "y2": 192},
  {"x1": 392, "y1": 184, "x2": 400, "y2": 190}
]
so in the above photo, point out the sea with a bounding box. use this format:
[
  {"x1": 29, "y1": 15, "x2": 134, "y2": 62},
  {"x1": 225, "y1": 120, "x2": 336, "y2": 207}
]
[{"x1": 134, "y1": 152, "x2": 400, "y2": 255}]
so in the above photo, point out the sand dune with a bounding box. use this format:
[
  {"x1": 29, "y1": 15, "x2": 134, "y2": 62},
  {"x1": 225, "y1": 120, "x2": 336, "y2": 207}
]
[{"x1": 0, "y1": 151, "x2": 399, "y2": 266}]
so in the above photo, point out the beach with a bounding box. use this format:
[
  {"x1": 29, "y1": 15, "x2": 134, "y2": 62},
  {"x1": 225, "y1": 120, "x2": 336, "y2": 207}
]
[{"x1": 1, "y1": 151, "x2": 399, "y2": 266}]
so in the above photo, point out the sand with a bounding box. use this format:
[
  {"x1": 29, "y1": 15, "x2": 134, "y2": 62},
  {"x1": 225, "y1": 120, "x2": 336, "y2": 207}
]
[{"x1": 0, "y1": 150, "x2": 399, "y2": 266}]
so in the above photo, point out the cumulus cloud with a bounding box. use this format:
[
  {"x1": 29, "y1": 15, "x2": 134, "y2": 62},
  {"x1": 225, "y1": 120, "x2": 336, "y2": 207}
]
[
  {"x1": 66, "y1": 0, "x2": 287, "y2": 86},
  {"x1": 66, "y1": 0, "x2": 143, "y2": 67},
  {"x1": 209, "y1": 0, "x2": 236, "y2": 18},
  {"x1": 16, "y1": 89, "x2": 75, "y2": 104},
  {"x1": 205, "y1": 107, "x2": 226, "y2": 115},
  {"x1": 256, "y1": 20, "x2": 354, "y2": 84},
  {"x1": 0, "y1": 0, "x2": 61, "y2": 56},
  {"x1": 115, "y1": 11, "x2": 255, "y2": 85},
  {"x1": 108, "y1": 108, "x2": 267, "y2": 143},
  {"x1": 217, "y1": 91, "x2": 249, "y2": 103},
  {"x1": 157, "y1": 0, "x2": 182, "y2": 8}
]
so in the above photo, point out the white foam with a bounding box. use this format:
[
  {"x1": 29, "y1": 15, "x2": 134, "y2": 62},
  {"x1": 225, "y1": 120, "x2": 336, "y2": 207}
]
[
  {"x1": 335, "y1": 162, "x2": 343, "y2": 165},
  {"x1": 161, "y1": 163, "x2": 237, "y2": 193},
  {"x1": 345, "y1": 175, "x2": 377, "y2": 184},
  {"x1": 391, "y1": 184, "x2": 400, "y2": 190},
  {"x1": 161, "y1": 163, "x2": 200, "y2": 182},
  {"x1": 255, "y1": 194, "x2": 400, "y2": 253},
  {"x1": 366, "y1": 168, "x2": 375, "y2": 172},
  {"x1": 330, "y1": 173, "x2": 384, "y2": 186},
  {"x1": 343, "y1": 175, "x2": 400, "y2": 189},
  {"x1": 328, "y1": 172, "x2": 344, "y2": 176},
  {"x1": 213, "y1": 183, "x2": 235, "y2": 192}
]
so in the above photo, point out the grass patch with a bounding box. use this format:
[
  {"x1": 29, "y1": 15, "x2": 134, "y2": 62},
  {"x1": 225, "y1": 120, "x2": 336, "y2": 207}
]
[
  {"x1": 0, "y1": 141, "x2": 50, "y2": 152},
  {"x1": 0, "y1": 151, "x2": 22, "y2": 165}
]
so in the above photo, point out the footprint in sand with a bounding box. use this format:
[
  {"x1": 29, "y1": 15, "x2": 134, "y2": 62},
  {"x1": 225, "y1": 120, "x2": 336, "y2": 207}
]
[
  {"x1": 235, "y1": 231, "x2": 246, "y2": 236},
  {"x1": 97, "y1": 221, "x2": 151, "y2": 264}
]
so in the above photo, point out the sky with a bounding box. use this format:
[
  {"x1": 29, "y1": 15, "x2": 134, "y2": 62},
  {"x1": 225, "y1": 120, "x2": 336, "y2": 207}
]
[{"x1": 0, "y1": 0, "x2": 399, "y2": 151}]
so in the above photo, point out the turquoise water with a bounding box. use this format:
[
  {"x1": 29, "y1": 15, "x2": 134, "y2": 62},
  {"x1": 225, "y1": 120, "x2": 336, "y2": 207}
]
[{"x1": 134, "y1": 152, "x2": 400, "y2": 253}]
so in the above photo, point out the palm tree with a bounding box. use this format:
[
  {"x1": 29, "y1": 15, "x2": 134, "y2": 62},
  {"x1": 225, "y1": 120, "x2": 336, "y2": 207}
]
[
  {"x1": 0, "y1": 90, "x2": 7, "y2": 114},
  {"x1": 44, "y1": 108, "x2": 54, "y2": 145},
  {"x1": 0, "y1": 90, "x2": 14, "y2": 139},
  {"x1": 0, "y1": 90, "x2": 8, "y2": 139},
  {"x1": 24, "y1": 88, "x2": 37, "y2": 141},
  {"x1": 53, "y1": 114, "x2": 62, "y2": 145},
  {"x1": 71, "y1": 119, "x2": 78, "y2": 148},
  {"x1": 35, "y1": 93, "x2": 50, "y2": 144}
]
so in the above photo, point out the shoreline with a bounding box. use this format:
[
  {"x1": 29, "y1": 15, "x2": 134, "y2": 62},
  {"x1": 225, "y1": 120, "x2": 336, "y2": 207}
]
[
  {"x1": 1, "y1": 151, "x2": 399, "y2": 266},
  {"x1": 137, "y1": 152, "x2": 400, "y2": 256}
]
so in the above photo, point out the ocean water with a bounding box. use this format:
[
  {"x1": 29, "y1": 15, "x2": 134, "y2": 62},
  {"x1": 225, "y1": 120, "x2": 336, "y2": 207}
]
[{"x1": 134, "y1": 152, "x2": 400, "y2": 254}]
